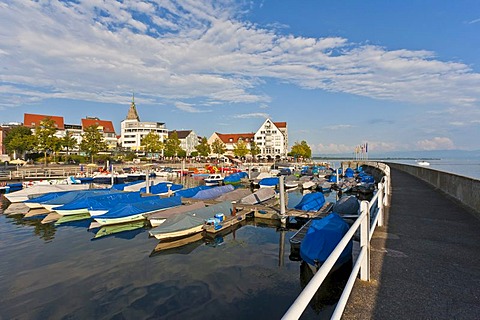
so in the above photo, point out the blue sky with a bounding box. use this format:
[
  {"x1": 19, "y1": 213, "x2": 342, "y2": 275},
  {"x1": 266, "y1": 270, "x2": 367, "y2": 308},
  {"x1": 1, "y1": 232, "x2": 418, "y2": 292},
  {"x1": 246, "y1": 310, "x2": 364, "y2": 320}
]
[{"x1": 1, "y1": 0, "x2": 480, "y2": 154}]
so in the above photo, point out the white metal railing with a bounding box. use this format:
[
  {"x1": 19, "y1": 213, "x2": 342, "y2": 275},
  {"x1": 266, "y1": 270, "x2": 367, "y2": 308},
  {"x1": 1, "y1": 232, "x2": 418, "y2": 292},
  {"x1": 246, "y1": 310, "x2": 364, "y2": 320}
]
[{"x1": 283, "y1": 162, "x2": 390, "y2": 320}]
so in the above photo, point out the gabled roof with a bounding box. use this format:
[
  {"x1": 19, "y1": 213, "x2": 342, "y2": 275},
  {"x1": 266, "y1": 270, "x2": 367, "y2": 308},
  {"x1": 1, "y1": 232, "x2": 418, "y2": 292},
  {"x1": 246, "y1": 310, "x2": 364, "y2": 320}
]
[
  {"x1": 24, "y1": 113, "x2": 65, "y2": 130},
  {"x1": 81, "y1": 117, "x2": 116, "y2": 134},
  {"x1": 169, "y1": 130, "x2": 192, "y2": 139},
  {"x1": 274, "y1": 122, "x2": 287, "y2": 128},
  {"x1": 215, "y1": 132, "x2": 255, "y2": 144}
]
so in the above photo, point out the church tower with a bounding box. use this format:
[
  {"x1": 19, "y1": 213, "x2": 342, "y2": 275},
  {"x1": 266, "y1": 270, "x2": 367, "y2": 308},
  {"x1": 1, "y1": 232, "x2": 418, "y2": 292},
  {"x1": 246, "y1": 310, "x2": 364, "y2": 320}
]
[{"x1": 126, "y1": 93, "x2": 140, "y2": 121}]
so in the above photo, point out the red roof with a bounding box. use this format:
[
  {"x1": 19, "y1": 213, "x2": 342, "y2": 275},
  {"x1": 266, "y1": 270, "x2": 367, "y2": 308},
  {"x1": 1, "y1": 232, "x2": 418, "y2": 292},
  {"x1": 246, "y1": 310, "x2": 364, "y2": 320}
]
[
  {"x1": 81, "y1": 118, "x2": 116, "y2": 134},
  {"x1": 216, "y1": 132, "x2": 255, "y2": 144},
  {"x1": 23, "y1": 113, "x2": 65, "y2": 129},
  {"x1": 274, "y1": 122, "x2": 287, "y2": 128}
]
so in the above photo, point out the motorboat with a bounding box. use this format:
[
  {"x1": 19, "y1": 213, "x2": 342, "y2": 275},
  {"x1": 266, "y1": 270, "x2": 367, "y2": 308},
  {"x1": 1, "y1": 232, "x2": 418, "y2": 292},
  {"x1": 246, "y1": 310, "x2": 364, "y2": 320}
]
[{"x1": 204, "y1": 174, "x2": 224, "y2": 186}]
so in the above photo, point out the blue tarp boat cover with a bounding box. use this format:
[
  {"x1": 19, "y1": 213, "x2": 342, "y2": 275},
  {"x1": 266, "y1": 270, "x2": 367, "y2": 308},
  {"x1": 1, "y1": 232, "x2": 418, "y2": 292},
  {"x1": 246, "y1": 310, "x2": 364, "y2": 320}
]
[
  {"x1": 344, "y1": 168, "x2": 355, "y2": 178},
  {"x1": 258, "y1": 177, "x2": 279, "y2": 187},
  {"x1": 192, "y1": 185, "x2": 234, "y2": 200},
  {"x1": 300, "y1": 213, "x2": 352, "y2": 267},
  {"x1": 294, "y1": 192, "x2": 326, "y2": 212},
  {"x1": 140, "y1": 182, "x2": 183, "y2": 194},
  {"x1": 328, "y1": 175, "x2": 338, "y2": 183},
  {"x1": 111, "y1": 180, "x2": 144, "y2": 191},
  {"x1": 24, "y1": 190, "x2": 73, "y2": 203},
  {"x1": 30, "y1": 189, "x2": 118, "y2": 205},
  {"x1": 55, "y1": 191, "x2": 145, "y2": 211},
  {"x1": 359, "y1": 174, "x2": 374, "y2": 183},
  {"x1": 224, "y1": 172, "x2": 248, "y2": 183},
  {"x1": 98, "y1": 196, "x2": 182, "y2": 219},
  {"x1": 174, "y1": 186, "x2": 210, "y2": 198},
  {"x1": 332, "y1": 195, "x2": 360, "y2": 215}
]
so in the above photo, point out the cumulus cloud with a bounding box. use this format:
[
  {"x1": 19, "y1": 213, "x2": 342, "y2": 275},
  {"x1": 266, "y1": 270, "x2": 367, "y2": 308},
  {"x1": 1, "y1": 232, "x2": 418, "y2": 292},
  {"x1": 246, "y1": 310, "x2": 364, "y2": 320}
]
[
  {"x1": 0, "y1": 0, "x2": 479, "y2": 111},
  {"x1": 416, "y1": 137, "x2": 455, "y2": 150}
]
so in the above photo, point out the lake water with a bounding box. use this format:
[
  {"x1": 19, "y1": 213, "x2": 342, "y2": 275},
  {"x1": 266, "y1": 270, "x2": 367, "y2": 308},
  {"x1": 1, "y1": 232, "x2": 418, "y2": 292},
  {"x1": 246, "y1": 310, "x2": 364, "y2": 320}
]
[
  {"x1": 387, "y1": 158, "x2": 480, "y2": 180},
  {"x1": 0, "y1": 181, "x2": 348, "y2": 320}
]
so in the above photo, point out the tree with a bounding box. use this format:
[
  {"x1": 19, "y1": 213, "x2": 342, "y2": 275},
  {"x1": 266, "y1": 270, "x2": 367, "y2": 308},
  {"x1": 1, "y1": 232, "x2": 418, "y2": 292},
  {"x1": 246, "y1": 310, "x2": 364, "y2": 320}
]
[
  {"x1": 62, "y1": 131, "x2": 77, "y2": 161},
  {"x1": 51, "y1": 136, "x2": 63, "y2": 163},
  {"x1": 195, "y1": 137, "x2": 211, "y2": 157},
  {"x1": 4, "y1": 126, "x2": 35, "y2": 159},
  {"x1": 233, "y1": 139, "x2": 249, "y2": 158},
  {"x1": 290, "y1": 140, "x2": 312, "y2": 160},
  {"x1": 164, "y1": 131, "x2": 183, "y2": 158},
  {"x1": 33, "y1": 117, "x2": 58, "y2": 166},
  {"x1": 79, "y1": 125, "x2": 108, "y2": 163},
  {"x1": 211, "y1": 138, "x2": 226, "y2": 158},
  {"x1": 141, "y1": 132, "x2": 164, "y2": 160},
  {"x1": 249, "y1": 141, "x2": 261, "y2": 161}
]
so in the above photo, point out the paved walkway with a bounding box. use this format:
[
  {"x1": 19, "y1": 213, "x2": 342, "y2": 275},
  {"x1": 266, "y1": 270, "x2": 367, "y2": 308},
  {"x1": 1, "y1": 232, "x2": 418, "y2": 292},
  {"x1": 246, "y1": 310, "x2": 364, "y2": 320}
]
[{"x1": 342, "y1": 168, "x2": 480, "y2": 320}]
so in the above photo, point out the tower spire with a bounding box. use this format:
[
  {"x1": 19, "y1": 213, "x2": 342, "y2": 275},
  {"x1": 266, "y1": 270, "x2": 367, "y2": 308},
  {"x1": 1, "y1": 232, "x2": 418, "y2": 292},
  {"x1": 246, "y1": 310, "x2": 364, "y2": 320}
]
[{"x1": 126, "y1": 93, "x2": 140, "y2": 121}]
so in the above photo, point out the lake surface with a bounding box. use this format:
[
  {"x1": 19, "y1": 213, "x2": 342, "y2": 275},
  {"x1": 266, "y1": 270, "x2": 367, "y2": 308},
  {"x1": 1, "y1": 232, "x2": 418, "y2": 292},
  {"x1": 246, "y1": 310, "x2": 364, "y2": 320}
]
[{"x1": 0, "y1": 182, "x2": 348, "y2": 320}]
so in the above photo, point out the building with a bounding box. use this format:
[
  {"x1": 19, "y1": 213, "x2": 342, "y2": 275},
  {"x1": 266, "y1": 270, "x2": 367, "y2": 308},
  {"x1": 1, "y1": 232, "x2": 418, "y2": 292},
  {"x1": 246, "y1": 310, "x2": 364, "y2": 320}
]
[
  {"x1": 207, "y1": 132, "x2": 255, "y2": 157},
  {"x1": 81, "y1": 117, "x2": 117, "y2": 150},
  {"x1": 254, "y1": 119, "x2": 288, "y2": 160},
  {"x1": 24, "y1": 113, "x2": 65, "y2": 139},
  {"x1": 119, "y1": 96, "x2": 168, "y2": 153},
  {"x1": 168, "y1": 130, "x2": 199, "y2": 156}
]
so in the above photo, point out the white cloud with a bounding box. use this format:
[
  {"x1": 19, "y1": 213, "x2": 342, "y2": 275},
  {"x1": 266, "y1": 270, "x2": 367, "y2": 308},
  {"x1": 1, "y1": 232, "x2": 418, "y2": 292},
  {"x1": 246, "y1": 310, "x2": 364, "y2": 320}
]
[
  {"x1": 233, "y1": 113, "x2": 269, "y2": 119},
  {"x1": 324, "y1": 124, "x2": 354, "y2": 130},
  {"x1": 174, "y1": 102, "x2": 209, "y2": 113},
  {"x1": 416, "y1": 137, "x2": 455, "y2": 150}
]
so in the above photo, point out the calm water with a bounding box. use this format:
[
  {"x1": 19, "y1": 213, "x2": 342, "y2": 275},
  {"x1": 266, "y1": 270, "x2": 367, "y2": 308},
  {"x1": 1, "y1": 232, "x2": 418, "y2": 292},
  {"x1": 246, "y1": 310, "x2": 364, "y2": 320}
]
[
  {"x1": 0, "y1": 182, "x2": 347, "y2": 320},
  {"x1": 388, "y1": 158, "x2": 480, "y2": 180}
]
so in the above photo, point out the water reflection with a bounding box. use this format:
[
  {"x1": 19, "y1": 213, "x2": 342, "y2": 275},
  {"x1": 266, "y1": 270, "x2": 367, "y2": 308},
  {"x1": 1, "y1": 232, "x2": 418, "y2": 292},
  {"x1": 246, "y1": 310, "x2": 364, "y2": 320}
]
[{"x1": 5, "y1": 212, "x2": 57, "y2": 241}]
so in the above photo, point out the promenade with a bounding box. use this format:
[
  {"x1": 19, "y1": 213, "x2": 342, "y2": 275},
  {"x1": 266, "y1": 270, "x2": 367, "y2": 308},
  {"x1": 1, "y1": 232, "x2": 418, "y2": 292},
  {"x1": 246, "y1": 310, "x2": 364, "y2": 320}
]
[{"x1": 342, "y1": 168, "x2": 480, "y2": 319}]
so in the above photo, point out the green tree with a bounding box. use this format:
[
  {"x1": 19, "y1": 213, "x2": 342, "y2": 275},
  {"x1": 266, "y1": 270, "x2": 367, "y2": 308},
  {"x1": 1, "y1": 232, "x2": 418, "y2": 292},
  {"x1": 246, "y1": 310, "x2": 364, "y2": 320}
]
[
  {"x1": 79, "y1": 125, "x2": 108, "y2": 163},
  {"x1": 211, "y1": 138, "x2": 226, "y2": 158},
  {"x1": 290, "y1": 140, "x2": 312, "y2": 160},
  {"x1": 249, "y1": 141, "x2": 261, "y2": 161},
  {"x1": 33, "y1": 117, "x2": 58, "y2": 166},
  {"x1": 51, "y1": 136, "x2": 63, "y2": 163},
  {"x1": 233, "y1": 139, "x2": 249, "y2": 158},
  {"x1": 164, "y1": 131, "x2": 183, "y2": 158},
  {"x1": 141, "y1": 132, "x2": 164, "y2": 160},
  {"x1": 62, "y1": 131, "x2": 77, "y2": 161},
  {"x1": 4, "y1": 126, "x2": 35, "y2": 159},
  {"x1": 195, "y1": 137, "x2": 211, "y2": 157}
]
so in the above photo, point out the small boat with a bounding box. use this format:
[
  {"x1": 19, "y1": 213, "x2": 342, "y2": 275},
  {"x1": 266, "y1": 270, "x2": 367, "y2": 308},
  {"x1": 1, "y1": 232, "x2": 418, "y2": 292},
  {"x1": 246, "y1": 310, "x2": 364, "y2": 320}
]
[
  {"x1": 240, "y1": 188, "x2": 276, "y2": 205},
  {"x1": 150, "y1": 232, "x2": 204, "y2": 257},
  {"x1": 300, "y1": 213, "x2": 352, "y2": 271},
  {"x1": 94, "y1": 196, "x2": 182, "y2": 226},
  {"x1": 294, "y1": 192, "x2": 326, "y2": 212},
  {"x1": 3, "y1": 184, "x2": 90, "y2": 203},
  {"x1": 25, "y1": 189, "x2": 119, "y2": 211},
  {"x1": 258, "y1": 177, "x2": 279, "y2": 188},
  {"x1": 416, "y1": 160, "x2": 430, "y2": 166},
  {"x1": 149, "y1": 201, "x2": 234, "y2": 241},
  {"x1": 146, "y1": 201, "x2": 206, "y2": 227},
  {"x1": 191, "y1": 185, "x2": 234, "y2": 200},
  {"x1": 140, "y1": 181, "x2": 183, "y2": 196},
  {"x1": 214, "y1": 188, "x2": 252, "y2": 202},
  {"x1": 301, "y1": 180, "x2": 317, "y2": 190},
  {"x1": 204, "y1": 174, "x2": 224, "y2": 186},
  {"x1": 332, "y1": 195, "x2": 360, "y2": 216},
  {"x1": 173, "y1": 186, "x2": 211, "y2": 198},
  {"x1": 223, "y1": 172, "x2": 248, "y2": 186}
]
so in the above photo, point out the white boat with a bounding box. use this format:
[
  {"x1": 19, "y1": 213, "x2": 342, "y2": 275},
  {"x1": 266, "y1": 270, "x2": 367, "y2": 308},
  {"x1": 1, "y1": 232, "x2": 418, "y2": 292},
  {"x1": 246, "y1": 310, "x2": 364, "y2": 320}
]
[
  {"x1": 416, "y1": 160, "x2": 430, "y2": 166},
  {"x1": 204, "y1": 174, "x2": 224, "y2": 186},
  {"x1": 302, "y1": 180, "x2": 317, "y2": 190},
  {"x1": 3, "y1": 184, "x2": 90, "y2": 203},
  {"x1": 240, "y1": 188, "x2": 276, "y2": 205},
  {"x1": 146, "y1": 201, "x2": 206, "y2": 227}
]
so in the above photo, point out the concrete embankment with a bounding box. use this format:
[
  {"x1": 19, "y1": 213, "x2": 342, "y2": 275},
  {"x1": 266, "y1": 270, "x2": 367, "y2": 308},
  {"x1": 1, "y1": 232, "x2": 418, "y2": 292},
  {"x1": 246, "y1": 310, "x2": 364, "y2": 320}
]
[{"x1": 386, "y1": 162, "x2": 480, "y2": 215}]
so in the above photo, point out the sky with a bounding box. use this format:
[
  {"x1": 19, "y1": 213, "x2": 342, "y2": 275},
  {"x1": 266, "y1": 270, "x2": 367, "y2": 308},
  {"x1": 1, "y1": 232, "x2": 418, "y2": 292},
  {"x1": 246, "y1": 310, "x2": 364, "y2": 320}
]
[{"x1": 1, "y1": 0, "x2": 480, "y2": 155}]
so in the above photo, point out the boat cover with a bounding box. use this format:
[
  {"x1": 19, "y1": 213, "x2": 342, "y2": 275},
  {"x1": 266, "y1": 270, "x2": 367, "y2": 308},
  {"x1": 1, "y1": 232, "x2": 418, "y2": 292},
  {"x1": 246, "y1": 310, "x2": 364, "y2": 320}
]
[
  {"x1": 147, "y1": 201, "x2": 206, "y2": 219},
  {"x1": 149, "y1": 201, "x2": 232, "y2": 235},
  {"x1": 24, "y1": 190, "x2": 73, "y2": 203},
  {"x1": 300, "y1": 213, "x2": 352, "y2": 266},
  {"x1": 224, "y1": 172, "x2": 248, "y2": 183},
  {"x1": 140, "y1": 182, "x2": 183, "y2": 194},
  {"x1": 344, "y1": 168, "x2": 355, "y2": 178},
  {"x1": 258, "y1": 177, "x2": 279, "y2": 187},
  {"x1": 294, "y1": 192, "x2": 325, "y2": 212},
  {"x1": 111, "y1": 180, "x2": 144, "y2": 191},
  {"x1": 240, "y1": 188, "x2": 276, "y2": 205},
  {"x1": 55, "y1": 191, "x2": 145, "y2": 210},
  {"x1": 192, "y1": 185, "x2": 234, "y2": 200},
  {"x1": 214, "y1": 188, "x2": 251, "y2": 202},
  {"x1": 174, "y1": 186, "x2": 210, "y2": 198},
  {"x1": 332, "y1": 195, "x2": 360, "y2": 215},
  {"x1": 35, "y1": 189, "x2": 119, "y2": 205},
  {"x1": 98, "y1": 196, "x2": 182, "y2": 219}
]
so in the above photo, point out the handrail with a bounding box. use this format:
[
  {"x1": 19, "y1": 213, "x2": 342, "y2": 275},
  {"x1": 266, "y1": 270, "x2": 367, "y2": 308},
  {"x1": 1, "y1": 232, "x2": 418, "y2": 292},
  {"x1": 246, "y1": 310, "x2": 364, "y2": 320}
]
[{"x1": 282, "y1": 162, "x2": 390, "y2": 320}]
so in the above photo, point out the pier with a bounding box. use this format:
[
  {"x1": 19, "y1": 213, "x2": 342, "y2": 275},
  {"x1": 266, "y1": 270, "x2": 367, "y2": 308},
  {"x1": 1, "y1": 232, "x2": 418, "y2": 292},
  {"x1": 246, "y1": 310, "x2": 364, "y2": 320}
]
[{"x1": 335, "y1": 167, "x2": 480, "y2": 319}]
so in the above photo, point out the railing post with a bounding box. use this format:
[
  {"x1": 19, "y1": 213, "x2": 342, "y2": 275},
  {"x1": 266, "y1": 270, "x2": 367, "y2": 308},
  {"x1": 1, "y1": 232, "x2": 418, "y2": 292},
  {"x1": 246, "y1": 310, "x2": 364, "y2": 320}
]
[
  {"x1": 377, "y1": 182, "x2": 384, "y2": 227},
  {"x1": 360, "y1": 201, "x2": 370, "y2": 281}
]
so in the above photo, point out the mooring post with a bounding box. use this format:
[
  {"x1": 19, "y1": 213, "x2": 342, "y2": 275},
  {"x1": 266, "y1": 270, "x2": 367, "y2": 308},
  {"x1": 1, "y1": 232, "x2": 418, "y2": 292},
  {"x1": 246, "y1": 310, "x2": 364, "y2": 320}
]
[{"x1": 279, "y1": 175, "x2": 287, "y2": 224}]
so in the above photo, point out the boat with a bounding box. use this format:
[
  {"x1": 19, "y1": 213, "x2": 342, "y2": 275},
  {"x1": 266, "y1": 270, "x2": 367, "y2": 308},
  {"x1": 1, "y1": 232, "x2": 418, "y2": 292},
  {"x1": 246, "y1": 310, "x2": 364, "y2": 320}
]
[
  {"x1": 93, "y1": 196, "x2": 182, "y2": 226},
  {"x1": 32, "y1": 189, "x2": 121, "y2": 212},
  {"x1": 150, "y1": 232, "x2": 204, "y2": 257},
  {"x1": 92, "y1": 172, "x2": 128, "y2": 184},
  {"x1": 213, "y1": 188, "x2": 252, "y2": 202},
  {"x1": 284, "y1": 176, "x2": 300, "y2": 189},
  {"x1": 416, "y1": 160, "x2": 430, "y2": 166},
  {"x1": 240, "y1": 188, "x2": 276, "y2": 205},
  {"x1": 258, "y1": 177, "x2": 279, "y2": 188},
  {"x1": 300, "y1": 213, "x2": 352, "y2": 270},
  {"x1": 191, "y1": 185, "x2": 234, "y2": 200},
  {"x1": 318, "y1": 181, "x2": 332, "y2": 193},
  {"x1": 3, "y1": 184, "x2": 90, "y2": 203},
  {"x1": 140, "y1": 181, "x2": 183, "y2": 196},
  {"x1": 146, "y1": 201, "x2": 206, "y2": 227},
  {"x1": 173, "y1": 186, "x2": 210, "y2": 198},
  {"x1": 332, "y1": 195, "x2": 360, "y2": 216},
  {"x1": 204, "y1": 173, "x2": 224, "y2": 186},
  {"x1": 149, "y1": 201, "x2": 234, "y2": 241},
  {"x1": 223, "y1": 172, "x2": 248, "y2": 186},
  {"x1": 301, "y1": 180, "x2": 317, "y2": 190},
  {"x1": 294, "y1": 192, "x2": 326, "y2": 212}
]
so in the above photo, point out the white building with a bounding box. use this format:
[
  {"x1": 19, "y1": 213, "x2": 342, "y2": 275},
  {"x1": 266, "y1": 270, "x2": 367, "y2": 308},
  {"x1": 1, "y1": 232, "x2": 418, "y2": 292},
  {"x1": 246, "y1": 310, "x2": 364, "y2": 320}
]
[
  {"x1": 254, "y1": 119, "x2": 288, "y2": 160},
  {"x1": 207, "y1": 132, "x2": 255, "y2": 158},
  {"x1": 119, "y1": 97, "x2": 168, "y2": 152},
  {"x1": 168, "y1": 130, "x2": 199, "y2": 156}
]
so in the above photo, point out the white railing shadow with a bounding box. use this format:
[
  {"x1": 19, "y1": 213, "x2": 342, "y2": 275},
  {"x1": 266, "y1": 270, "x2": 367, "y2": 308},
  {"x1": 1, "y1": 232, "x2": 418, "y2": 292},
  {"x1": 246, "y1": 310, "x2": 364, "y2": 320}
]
[{"x1": 283, "y1": 162, "x2": 390, "y2": 320}]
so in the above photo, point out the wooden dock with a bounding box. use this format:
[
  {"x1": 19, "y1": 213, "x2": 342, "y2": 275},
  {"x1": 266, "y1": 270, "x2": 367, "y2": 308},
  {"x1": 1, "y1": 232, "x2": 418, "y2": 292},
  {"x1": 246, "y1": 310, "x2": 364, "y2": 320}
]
[{"x1": 203, "y1": 208, "x2": 253, "y2": 234}]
